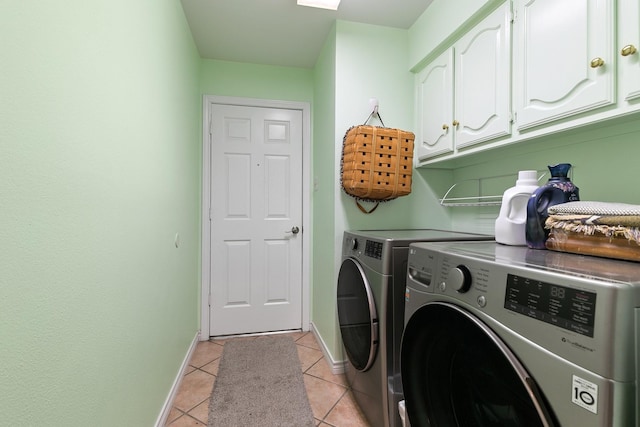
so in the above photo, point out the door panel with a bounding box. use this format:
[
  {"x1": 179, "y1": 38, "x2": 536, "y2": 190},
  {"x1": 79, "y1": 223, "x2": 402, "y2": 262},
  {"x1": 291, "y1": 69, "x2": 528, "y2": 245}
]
[
  {"x1": 416, "y1": 49, "x2": 454, "y2": 160},
  {"x1": 619, "y1": 0, "x2": 640, "y2": 101},
  {"x1": 336, "y1": 258, "x2": 378, "y2": 372},
  {"x1": 514, "y1": 0, "x2": 614, "y2": 130},
  {"x1": 209, "y1": 104, "x2": 303, "y2": 336},
  {"x1": 401, "y1": 303, "x2": 556, "y2": 426},
  {"x1": 224, "y1": 241, "x2": 251, "y2": 306},
  {"x1": 455, "y1": 2, "x2": 511, "y2": 148},
  {"x1": 225, "y1": 154, "x2": 251, "y2": 217}
]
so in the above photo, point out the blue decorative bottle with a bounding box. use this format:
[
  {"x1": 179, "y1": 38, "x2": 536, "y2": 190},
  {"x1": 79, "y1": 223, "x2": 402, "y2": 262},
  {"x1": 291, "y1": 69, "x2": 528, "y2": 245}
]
[{"x1": 525, "y1": 163, "x2": 579, "y2": 249}]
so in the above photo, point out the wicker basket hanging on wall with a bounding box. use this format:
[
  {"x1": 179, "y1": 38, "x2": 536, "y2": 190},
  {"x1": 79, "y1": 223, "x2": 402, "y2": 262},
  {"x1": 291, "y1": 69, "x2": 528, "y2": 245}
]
[{"x1": 341, "y1": 111, "x2": 415, "y2": 214}]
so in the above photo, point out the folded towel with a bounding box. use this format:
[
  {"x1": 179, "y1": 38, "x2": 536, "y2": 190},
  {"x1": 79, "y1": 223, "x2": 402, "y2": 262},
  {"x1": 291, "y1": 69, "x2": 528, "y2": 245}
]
[
  {"x1": 547, "y1": 201, "x2": 640, "y2": 227},
  {"x1": 546, "y1": 201, "x2": 640, "y2": 244}
]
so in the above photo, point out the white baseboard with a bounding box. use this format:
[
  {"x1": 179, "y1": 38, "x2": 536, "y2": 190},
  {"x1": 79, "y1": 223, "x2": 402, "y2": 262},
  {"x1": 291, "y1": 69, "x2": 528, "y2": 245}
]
[
  {"x1": 154, "y1": 331, "x2": 200, "y2": 427},
  {"x1": 310, "y1": 322, "x2": 347, "y2": 375}
]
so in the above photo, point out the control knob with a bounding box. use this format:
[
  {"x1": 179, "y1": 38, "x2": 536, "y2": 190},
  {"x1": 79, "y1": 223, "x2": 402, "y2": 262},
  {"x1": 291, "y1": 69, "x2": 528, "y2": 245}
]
[
  {"x1": 449, "y1": 265, "x2": 472, "y2": 293},
  {"x1": 349, "y1": 237, "x2": 358, "y2": 250}
]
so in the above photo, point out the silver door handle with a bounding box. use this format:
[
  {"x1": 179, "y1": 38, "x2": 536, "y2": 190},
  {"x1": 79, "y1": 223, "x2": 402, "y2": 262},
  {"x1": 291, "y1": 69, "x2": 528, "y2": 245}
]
[{"x1": 286, "y1": 226, "x2": 300, "y2": 235}]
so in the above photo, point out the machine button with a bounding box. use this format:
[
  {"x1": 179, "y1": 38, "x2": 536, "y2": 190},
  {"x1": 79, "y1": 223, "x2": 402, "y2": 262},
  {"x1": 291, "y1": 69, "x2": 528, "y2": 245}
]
[
  {"x1": 450, "y1": 265, "x2": 472, "y2": 293},
  {"x1": 477, "y1": 295, "x2": 487, "y2": 307}
]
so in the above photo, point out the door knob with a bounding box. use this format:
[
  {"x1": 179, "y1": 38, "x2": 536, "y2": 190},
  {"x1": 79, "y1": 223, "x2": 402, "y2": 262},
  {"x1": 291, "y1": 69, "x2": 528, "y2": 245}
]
[
  {"x1": 621, "y1": 45, "x2": 638, "y2": 57},
  {"x1": 286, "y1": 226, "x2": 300, "y2": 235},
  {"x1": 590, "y1": 57, "x2": 605, "y2": 68}
]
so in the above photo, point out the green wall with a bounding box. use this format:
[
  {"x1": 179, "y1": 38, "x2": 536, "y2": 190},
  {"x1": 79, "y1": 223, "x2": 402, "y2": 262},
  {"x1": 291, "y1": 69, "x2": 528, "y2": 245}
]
[
  {"x1": 200, "y1": 59, "x2": 314, "y2": 102},
  {"x1": 0, "y1": 1, "x2": 201, "y2": 425},
  {"x1": 408, "y1": 0, "x2": 502, "y2": 70},
  {"x1": 448, "y1": 116, "x2": 640, "y2": 234},
  {"x1": 333, "y1": 20, "x2": 450, "y2": 235},
  {"x1": 312, "y1": 21, "x2": 452, "y2": 362},
  {"x1": 312, "y1": 25, "x2": 339, "y2": 358}
]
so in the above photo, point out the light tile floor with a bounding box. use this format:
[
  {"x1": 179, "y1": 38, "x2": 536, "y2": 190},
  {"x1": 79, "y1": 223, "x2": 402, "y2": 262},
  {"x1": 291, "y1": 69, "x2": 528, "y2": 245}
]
[{"x1": 165, "y1": 331, "x2": 371, "y2": 427}]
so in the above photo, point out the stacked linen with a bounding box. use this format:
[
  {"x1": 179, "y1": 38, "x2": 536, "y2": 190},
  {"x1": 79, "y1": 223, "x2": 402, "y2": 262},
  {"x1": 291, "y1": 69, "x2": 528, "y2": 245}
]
[{"x1": 545, "y1": 201, "x2": 640, "y2": 262}]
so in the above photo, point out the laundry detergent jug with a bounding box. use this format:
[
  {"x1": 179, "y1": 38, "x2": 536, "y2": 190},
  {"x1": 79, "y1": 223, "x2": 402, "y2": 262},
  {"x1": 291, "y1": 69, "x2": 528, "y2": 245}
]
[
  {"x1": 525, "y1": 163, "x2": 579, "y2": 249},
  {"x1": 495, "y1": 170, "x2": 539, "y2": 246}
]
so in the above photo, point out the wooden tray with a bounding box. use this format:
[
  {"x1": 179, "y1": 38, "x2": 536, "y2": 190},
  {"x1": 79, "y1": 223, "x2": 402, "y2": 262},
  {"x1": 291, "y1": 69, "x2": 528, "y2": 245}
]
[{"x1": 546, "y1": 229, "x2": 640, "y2": 262}]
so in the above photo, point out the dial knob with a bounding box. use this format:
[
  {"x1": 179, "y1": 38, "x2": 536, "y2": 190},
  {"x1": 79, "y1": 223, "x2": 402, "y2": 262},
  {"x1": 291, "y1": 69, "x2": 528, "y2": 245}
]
[
  {"x1": 349, "y1": 238, "x2": 358, "y2": 250},
  {"x1": 449, "y1": 265, "x2": 472, "y2": 293}
]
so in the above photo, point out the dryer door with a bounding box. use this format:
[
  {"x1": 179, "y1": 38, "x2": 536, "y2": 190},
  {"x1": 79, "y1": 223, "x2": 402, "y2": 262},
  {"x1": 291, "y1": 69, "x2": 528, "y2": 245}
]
[
  {"x1": 337, "y1": 257, "x2": 378, "y2": 372},
  {"x1": 401, "y1": 302, "x2": 557, "y2": 427}
]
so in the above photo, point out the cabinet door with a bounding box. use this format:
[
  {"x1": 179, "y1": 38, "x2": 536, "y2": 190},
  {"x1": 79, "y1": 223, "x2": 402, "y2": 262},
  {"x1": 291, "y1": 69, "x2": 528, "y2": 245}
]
[
  {"x1": 416, "y1": 49, "x2": 454, "y2": 161},
  {"x1": 454, "y1": 3, "x2": 512, "y2": 149},
  {"x1": 513, "y1": 0, "x2": 614, "y2": 130},
  {"x1": 619, "y1": 0, "x2": 640, "y2": 101}
]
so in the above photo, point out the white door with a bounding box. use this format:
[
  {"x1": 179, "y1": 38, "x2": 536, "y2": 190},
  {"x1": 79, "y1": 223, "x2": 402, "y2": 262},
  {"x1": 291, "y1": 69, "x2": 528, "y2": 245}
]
[
  {"x1": 619, "y1": 0, "x2": 640, "y2": 102},
  {"x1": 209, "y1": 103, "x2": 303, "y2": 336},
  {"x1": 454, "y1": 2, "x2": 511, "y2": 149},
  {"x1": 513, "y1": 0, "x2": 614, "y2": 131},
  {"x1": 416, "y1": 3, "x2": 511, "y2": 161},
  {"x1": 416, "y1": 48, "x2": 454, "y2": 161}
]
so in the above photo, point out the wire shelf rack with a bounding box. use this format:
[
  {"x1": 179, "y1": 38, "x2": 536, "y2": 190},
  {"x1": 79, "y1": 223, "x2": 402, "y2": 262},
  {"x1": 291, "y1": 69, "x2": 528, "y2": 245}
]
[{"x1": 439, "y1": 171, "x2": 547, "y2": 207}]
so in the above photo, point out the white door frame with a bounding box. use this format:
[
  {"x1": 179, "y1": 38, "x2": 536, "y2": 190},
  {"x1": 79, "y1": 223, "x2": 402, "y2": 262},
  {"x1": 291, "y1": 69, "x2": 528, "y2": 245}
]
[{"x1": 200, "y1": 95, "x2": 311, "y2": 340}]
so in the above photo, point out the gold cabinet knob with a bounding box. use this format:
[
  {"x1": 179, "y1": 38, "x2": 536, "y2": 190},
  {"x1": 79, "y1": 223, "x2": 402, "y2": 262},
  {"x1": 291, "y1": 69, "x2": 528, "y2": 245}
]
[
  {"x1": 452, "y1": 120, "x2": 460, "y2": 128},
  {"x1": 590, "y1": 57, "x2": 605, "y2": 68},
  {"x1": 621, "y1": 45, "x2": 638, "y2": 57},
  {"x1": 442, "y1": 124, "x2": 449, "y2": 130}
]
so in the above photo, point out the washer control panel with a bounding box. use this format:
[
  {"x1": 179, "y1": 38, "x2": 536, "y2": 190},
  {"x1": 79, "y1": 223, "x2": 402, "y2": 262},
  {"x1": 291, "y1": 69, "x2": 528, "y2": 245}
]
[
  {"x1": 504, "y1": 273, "x2": 597, "y2": 337},
  {"x1": 364, "y1": 240, "x2": 383, "y2": 259},
  {"x1": 406, "y1": 246, "x2": 498, "y2": 311}
]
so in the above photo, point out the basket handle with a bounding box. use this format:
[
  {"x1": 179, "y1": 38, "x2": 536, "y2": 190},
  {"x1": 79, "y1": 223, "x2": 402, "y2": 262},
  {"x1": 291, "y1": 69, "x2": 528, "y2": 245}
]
[
  {"x1": 356, "y1": 200, "x2": 380, "y2": 214},
  {"x1": 363, "y1": 110, "x2": 385, "y2": 127}
]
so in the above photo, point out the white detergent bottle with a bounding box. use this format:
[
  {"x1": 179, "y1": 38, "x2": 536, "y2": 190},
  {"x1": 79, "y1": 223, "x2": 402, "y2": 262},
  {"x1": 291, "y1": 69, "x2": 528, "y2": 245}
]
[{"x1": 495, "y1": 170, "x2": 539, "y2": 245}]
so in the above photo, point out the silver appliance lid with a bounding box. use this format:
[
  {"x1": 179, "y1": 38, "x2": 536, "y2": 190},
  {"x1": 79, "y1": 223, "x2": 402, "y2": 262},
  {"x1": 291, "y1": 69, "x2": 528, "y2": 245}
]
[
  {"x1": 347, "y1": 229, "x2": 492, "y2": 243},
  {"x1": 411, "y1": 241, "x2": 640, "y2": 286}
]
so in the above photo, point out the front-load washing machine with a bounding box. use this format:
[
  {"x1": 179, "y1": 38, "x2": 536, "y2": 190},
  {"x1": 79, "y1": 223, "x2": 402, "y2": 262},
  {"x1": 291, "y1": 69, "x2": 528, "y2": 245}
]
[
  {"x1": 401, "y1": 241, "x2": 640, "y2": 426},
  {"x1": 336, "y1": 230, "x2": 492, "y2": 427}
]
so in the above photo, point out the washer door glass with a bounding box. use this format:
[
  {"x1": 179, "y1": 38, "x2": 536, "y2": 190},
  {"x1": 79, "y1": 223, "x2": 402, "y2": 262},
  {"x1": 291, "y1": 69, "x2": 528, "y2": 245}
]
[
  {"x1": 337, "y1": 258, "x2": 378, "y2": 371},
  {"x1": 401, "y1": 303, "x2": 556, "y2": 427}
]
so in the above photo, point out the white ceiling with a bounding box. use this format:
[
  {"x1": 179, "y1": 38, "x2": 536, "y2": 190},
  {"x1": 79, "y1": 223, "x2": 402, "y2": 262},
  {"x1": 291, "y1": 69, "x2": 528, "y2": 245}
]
[{"x1": 180, "y1": 0, "x2": 433, "y2": 69}]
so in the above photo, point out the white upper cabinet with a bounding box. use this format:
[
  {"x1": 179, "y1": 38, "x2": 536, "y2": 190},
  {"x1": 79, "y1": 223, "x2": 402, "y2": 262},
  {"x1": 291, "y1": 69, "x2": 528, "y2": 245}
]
[
  {"x1": 412, "y1": 0, "x2": 640, "y2": 167},
  {"x1": 513, "y1": 0, "x2": 615, "y2": 131},
  {"x1": 455, "y1": 4, "x2": 512, "y2": 149},
  {"x1": 416, "y1": 49, "x2": 454, "y2": 160},
  {"x1": 416, "y1": 3, "x2": 511, "y2": 161},
  {"x1": 619, "y1": 0, "x2": 640, "y2": 102}
]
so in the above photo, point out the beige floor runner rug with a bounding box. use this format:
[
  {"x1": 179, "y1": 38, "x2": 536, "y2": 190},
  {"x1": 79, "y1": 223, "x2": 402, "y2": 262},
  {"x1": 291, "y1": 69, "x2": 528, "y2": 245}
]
[{"x1": 208, "y1": 335, "x2": 315, "y2": 427}]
